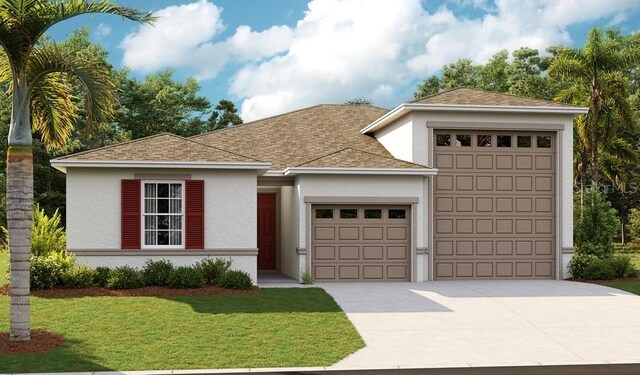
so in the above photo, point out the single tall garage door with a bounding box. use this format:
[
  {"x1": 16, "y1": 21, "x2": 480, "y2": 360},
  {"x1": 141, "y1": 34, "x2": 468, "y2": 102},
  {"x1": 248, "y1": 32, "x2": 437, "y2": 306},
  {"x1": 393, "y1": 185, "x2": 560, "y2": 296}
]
[
  {"x1": 434, "y1": 131, "x2": 555, "y2": 279},
  {"x1": 312, "y1": 205, "x2": 411, "y2": 281}
]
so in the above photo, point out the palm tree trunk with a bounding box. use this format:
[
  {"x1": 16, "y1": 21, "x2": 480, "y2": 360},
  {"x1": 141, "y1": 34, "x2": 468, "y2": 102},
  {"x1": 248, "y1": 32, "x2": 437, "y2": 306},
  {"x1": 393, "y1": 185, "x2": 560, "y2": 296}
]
[
  {"x1": 592, "y1": 126, "x2": 599, "y2": 185},
  {"x1": 7, "y1": 81, "x2": 33, "y2": 342}
]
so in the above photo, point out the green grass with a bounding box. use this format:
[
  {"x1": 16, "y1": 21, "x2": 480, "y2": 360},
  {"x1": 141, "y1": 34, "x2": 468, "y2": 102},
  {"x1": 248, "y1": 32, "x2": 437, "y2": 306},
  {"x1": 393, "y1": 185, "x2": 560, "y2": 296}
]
[
  {"x1": 0, "y1": 251, "x2": 7, "y2": 285},
  {"x1": 601, "y1": 281, "x2": 640, "y2": 295},
  {"x1": 0, "y1": 288, "x2": 363, "y2": 372}
]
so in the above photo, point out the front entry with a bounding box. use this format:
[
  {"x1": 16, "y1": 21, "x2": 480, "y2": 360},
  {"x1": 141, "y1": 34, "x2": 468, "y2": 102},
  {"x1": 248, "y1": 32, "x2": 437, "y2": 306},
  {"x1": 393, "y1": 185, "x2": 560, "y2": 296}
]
[{"x1": 257, "y1": 194, "x2": 276, "y2": 270}]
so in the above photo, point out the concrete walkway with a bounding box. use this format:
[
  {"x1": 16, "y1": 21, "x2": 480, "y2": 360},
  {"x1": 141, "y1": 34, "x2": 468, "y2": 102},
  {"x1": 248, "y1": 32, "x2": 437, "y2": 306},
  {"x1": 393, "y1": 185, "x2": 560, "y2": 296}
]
[{"x1": 319, "y1": 281, "x2": 640, "y2": 369}]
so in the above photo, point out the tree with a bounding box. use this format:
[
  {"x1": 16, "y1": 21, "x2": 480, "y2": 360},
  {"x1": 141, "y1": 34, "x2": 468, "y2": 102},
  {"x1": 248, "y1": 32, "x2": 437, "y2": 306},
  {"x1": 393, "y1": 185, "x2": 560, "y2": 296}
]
[
  {"x1": 574, "y1": 185, "x2": 619, "y2": 257},
  {"x1": 0, "y1": 0, "x2": 152, "y2": 342},
  {"x1": 414, "y1": 76, "x2": 441, "y2": 98},
  {"x1": 116, "y1": 69, "x2": 212, "y2": 138},
  {"x1": 208, "y1": 99, "x2": 243, "y2": 130},
  {"x1": 549, "y1": 28, "x2": 639, "y2": 188},
  {"x1": 344, "y1": 97, "x2": 373, "y2": 106}
]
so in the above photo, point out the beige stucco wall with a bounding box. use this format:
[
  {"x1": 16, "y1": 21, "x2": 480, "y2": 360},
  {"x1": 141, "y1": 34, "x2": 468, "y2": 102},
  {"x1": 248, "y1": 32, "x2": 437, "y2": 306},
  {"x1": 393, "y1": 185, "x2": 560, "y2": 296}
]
[
  {"x1": 66, "y1": 167, "x2": 258, "y2": 280},
  {"x1": 279, "y1": 186, "x2": 299, "y2": 280},
  {"x1": 373, "y1": 110, "x2": 576, "y2": 279}
]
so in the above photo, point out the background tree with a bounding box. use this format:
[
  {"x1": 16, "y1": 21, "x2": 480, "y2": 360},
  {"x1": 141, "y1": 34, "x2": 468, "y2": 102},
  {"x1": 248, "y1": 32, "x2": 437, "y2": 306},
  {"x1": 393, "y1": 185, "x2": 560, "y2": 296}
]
[
  {"x1": 0, "y1": 0, "x2": 152, "y2": 342},
  {"x1": 208, "y1": 99, "x2": 243, "y2": 130}
]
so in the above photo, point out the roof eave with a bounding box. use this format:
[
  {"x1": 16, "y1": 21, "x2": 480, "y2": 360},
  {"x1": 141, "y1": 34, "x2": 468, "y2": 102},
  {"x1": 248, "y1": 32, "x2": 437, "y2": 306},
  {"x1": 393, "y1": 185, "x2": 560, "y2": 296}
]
[
  {"x1": 283, "y1": 167, "x2": 438, "y2": 176},
  {"x1": 361, "y1": 103, "x2": 590, "y2": 134},
  {"x1": 50, "y1": 160, "x2": 272, "y2": 176}
]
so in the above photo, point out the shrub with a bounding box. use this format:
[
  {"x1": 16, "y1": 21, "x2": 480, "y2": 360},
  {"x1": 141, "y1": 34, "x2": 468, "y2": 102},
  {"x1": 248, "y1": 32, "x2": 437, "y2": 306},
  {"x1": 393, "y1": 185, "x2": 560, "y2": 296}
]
[
  {"x1": 301, "y1": 271, "x2": 313, "y2": 285},
  {"x1": 62, "y1": 265, "x2": 96, "y2": 289},
  {"x1": 30, "y1": 255, "x2": 67, "y2": 290},
  {"x1": 107, "y1": 266, "x2": 144, "y2": 290},
  {"x1": 167, "y1": 266, "x2": 204, "y2": 289},
  {"x1": 581, "y1": 258, "x2": 616, "y2": 280},
  {"x1": 142, "y1": 259, "x2": 174, "y2": 286},
  {"x1": 611, "y1": 254, "x2": 639, "y2": 278},
  {"x1": 219, "y1": 270, "x2": 253, "y2": 290},
  {"x1": 628, "y1": 208, "x2": 640, "y2": 243},
  {"x1": 568, "y1": 253, "x2": 600, "y2": 279},
  {"x1": 197, "y1": 257, "x2": 231, "y2": 285},
  {"x1": 574, "y1": 185, "x2": 619, "y2": 257},
  {"x1": 93, "y1": 266, "x2": 111, "y2": 287}
]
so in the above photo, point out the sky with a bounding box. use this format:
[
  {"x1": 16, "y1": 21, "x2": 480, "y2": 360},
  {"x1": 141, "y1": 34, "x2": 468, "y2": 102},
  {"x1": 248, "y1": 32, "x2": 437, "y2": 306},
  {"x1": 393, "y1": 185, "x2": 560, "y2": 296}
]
[{"x1": 48, "y1": 0, "x2": 640, "y2": 122}]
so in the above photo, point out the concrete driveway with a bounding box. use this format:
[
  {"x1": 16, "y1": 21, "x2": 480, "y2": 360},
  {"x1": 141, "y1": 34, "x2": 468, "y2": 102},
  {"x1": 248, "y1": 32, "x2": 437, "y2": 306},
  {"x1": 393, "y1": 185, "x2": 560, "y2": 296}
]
[{"x1": 320, "y1": 281, "x2": 640, "y2": 369}]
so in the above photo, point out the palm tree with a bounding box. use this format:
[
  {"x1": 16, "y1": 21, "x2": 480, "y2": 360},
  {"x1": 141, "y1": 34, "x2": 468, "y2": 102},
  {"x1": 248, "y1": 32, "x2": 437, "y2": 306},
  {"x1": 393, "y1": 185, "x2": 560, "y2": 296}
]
[
  {"x1": 549, "y1": 28, "x2": 639, "y2": 194},
  {"x1": 0, "y1": 0, "x2": 153, "y2": 342}
]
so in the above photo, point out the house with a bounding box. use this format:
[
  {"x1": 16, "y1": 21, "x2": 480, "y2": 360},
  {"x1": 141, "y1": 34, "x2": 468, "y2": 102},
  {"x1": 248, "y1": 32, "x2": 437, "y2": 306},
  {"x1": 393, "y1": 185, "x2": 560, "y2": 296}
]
[{"x1": 51, "y1": 88, "x2": 587, "y2": 283}]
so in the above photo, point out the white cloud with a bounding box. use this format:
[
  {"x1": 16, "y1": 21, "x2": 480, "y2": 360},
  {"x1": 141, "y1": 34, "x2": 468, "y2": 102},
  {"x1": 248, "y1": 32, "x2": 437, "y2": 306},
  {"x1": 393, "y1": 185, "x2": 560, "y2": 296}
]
[
  {"x1": 120, "y1": 0, "x2": 292, "y2": 79},
  {"x1": 119, "y1": 0, "x2": 640, "y2": 122},
  {"x1": 92, "y1": 23, "x2": 111, "y2": 39}
]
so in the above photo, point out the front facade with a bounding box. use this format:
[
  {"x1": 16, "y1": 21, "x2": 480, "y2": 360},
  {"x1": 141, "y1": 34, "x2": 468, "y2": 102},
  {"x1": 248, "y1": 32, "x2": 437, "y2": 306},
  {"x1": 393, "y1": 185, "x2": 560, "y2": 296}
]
[{"x1": 52, "y1": 88, "x2": 587, "y2": 283}]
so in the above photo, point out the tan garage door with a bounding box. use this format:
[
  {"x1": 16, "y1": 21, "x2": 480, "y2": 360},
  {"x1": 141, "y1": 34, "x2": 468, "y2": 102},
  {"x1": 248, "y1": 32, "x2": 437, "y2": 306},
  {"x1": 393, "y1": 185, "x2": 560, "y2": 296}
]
[
  {"x1": 312, "y1": 205, "x2": 411, "y2": 281},
  {"x1": 433, "y1": 131, "x2": 555, "y2": 279}
]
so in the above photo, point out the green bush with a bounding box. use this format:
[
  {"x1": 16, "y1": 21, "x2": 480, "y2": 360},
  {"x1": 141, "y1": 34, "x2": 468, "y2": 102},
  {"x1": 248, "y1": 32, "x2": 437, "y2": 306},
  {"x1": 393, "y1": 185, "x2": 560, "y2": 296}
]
[
  {"x1": 611, "y1": 254, "x2": 639, "y2": 278},
  {"x1": 581, "y1": 258, "x2": 616, "y2": 280},
  {"x1": 167, "y1": 266, "x2": 204, "y2": 289},
  {"x1": 93, "y1": 266, "x2": 111, "y2": 287},
  {"x1": 197, "y1": 257, "x2": 231, "y2": 285},
  {"x1": 142, "y1": 259, "x2": 174, "y2": 286},
  {"x1": 568, "y1": 253, "x2": 600, "y2": 279},
  {"x1": 628, "y1": 208, "x2": 640, "y2": 243},
  {"x1": 2, "y1": 204, "x2": 67, "y2": 257},
  {"x1": 574, "y1": 186, "x2": 619, "y2": 257},
  {"x1": 107, "y1": 266, "x2": 144, "y2": 290},
  {"x1": 62, "y1": 265, "x2": 96, "y2": 289},
  {"x1": 219, "y1": 270, "x2": 253, "y2": 290},
  {"x1": 301, "y1": 271, "x2": 313, "y2": 285},
  {"x1": 30, "y1": 255, "x2": 68, "y2": 290}
]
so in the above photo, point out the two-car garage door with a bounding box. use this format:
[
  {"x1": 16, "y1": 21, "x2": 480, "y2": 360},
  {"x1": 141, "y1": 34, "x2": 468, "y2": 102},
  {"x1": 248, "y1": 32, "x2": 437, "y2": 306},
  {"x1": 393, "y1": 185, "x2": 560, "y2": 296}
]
[{"x1": 433, "y1": 130, "x2": 556, "y2": 279}]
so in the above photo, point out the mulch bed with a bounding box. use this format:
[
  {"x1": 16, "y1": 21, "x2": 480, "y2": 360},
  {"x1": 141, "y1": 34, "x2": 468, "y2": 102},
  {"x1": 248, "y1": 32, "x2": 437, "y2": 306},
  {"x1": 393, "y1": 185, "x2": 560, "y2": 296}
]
[
  {"x1": 0, "y1": 283, "x2": 258, "y2": 297},
  {"x1": 570, "y1": 277, "x2": 640, "y2": 284},
  {"x1": 0, "y1": 330, "x2": 65, "y2": 354}
]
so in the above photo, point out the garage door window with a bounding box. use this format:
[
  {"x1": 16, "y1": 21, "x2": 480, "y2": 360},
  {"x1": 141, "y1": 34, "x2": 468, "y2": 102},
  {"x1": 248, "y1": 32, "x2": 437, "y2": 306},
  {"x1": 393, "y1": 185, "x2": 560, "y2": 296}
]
[
  {"x1": 389, "y1": 209, "x2": 406, "y2": 219},
  {"x1": 517, "y1": 135, "x2": 531, "y2": 147},
  {"x1": 315, "y1": 209, "x2": 333, "y2": 219},
  {"x1": 456, "y1": 134, "x2": 471, "y2": 147},
  {"x1": 436, "y1": 134, "x2": 451, "y2": 146},
  {"x1": 340, "y1": 209, "x2": 358, "y2": 219},
  {"x1": 497, "y1": 135, "x2": 512, "y2": 147},
  {"x1": 477, "y1": 135, "x2": 492, "y2": 147},
  {"x1": 365, "y1": 209, "x2": 382, "y2": 219},
  {"x1": 537, "y1": 136, "x2": 551, "y2": 148}
]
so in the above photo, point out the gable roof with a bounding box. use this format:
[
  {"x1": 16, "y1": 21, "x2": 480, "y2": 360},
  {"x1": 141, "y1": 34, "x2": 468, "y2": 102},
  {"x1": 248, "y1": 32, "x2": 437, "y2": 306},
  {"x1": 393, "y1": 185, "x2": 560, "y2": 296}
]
[
  {"x1": 295, "y1": 147, "x2": 425, "y2": 169},
  {"x1": 411, "y1": 87, "x2": 578, "y2": 108},
  {"x1": 192, "y1": 104, "x2": 419, "y2": 171}
]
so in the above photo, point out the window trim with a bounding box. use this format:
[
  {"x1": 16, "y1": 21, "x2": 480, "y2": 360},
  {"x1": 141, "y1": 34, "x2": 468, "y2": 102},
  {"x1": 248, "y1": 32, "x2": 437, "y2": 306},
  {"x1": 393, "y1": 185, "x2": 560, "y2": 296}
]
[{"x1": 140, "y1": 180, "x2": 186, "y2": 250}]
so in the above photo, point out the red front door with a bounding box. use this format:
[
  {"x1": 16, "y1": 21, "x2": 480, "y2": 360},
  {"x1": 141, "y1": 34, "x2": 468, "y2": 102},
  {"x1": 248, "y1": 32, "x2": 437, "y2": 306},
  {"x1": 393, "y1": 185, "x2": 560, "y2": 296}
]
[{"x1": 257, "y1": 194, "x2": 276, "y2": 270}]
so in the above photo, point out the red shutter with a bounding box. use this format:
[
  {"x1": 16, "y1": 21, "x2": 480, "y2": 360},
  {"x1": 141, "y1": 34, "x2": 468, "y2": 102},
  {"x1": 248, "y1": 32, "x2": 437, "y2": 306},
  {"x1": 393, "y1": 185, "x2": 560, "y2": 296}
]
[
  {"x1": 121, "y1": 179, "x2": 141, "y2": 249},
  {"x1": 185, "y1": 180, "x2": 205, "y2": 249}
]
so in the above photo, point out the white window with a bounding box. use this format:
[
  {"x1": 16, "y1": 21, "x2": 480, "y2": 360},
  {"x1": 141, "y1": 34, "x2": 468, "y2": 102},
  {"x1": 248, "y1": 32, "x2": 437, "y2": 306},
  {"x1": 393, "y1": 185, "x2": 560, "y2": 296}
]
[{"x1": 142, "y1": 181, "x2": 184, "y2": 248}]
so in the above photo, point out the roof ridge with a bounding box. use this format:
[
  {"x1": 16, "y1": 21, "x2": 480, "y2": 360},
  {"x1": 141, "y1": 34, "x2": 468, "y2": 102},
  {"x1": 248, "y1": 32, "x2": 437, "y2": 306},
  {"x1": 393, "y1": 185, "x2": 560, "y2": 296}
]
[
  {"x1": 410, "y1": 86, "x2": 575, "y2": 107},
  {"x1": 345, "y1": 147, "x2": 429, "y2": 168},
  {"x1": 191, "y1": 104, "x2": 390, "y2": 140},
  {"x1": 181, "y1": 136, "x2": 265, "y2": 163},
  {"x1": 53, "y1": 132, "x2": 174, "y2": 161},
  {"x1": 295, "y1": 146, "x2": 429, "y2": 169},
  {"x1": 294, "y1": 147, "x2": 352, "y2": 167}
]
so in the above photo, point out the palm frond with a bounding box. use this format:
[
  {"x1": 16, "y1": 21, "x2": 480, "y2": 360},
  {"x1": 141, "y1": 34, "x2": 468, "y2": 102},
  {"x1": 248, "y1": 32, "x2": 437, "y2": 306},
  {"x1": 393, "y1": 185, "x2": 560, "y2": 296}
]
[
  {"x1": 26, "y1": 43, "x2": 117, "y2": 146},
  {"x1": 30, "y1": 72, "x2": 76, "y2": 150}
]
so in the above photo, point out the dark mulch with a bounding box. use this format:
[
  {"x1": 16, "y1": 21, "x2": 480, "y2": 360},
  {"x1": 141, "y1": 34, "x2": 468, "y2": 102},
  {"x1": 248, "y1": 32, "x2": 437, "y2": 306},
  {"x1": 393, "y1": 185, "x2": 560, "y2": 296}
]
[
  {"x1": 570, "y1": 277, "x2": 640, "y2": 284},
  {"x1": 0, "y1": 330, "x2": 65, "y2": 354},
  {"x1": 0, "y1": 284, "x2": 258, "y2": 297}
]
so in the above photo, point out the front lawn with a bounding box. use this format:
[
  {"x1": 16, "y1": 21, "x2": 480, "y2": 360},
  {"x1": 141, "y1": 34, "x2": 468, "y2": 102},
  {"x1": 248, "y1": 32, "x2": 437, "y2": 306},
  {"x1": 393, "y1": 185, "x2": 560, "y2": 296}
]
[
  {"x1": 0, "y1": 251, "x2": 7, "y2": 284},
  {"x1": 601, "y1": 281, "x2": 640, "y2": 295},
  {"x1": 0, "y1": 288, "x2": 363, "y2": 372}
]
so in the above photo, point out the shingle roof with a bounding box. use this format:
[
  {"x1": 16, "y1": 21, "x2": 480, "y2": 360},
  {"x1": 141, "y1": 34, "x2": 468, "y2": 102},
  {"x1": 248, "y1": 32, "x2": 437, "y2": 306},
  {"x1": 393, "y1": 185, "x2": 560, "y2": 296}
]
[
  {"x1": 55, "y1": 133, "x2": 261, "y2": 163},
  {"x1": 411, "y1": 87, "x2": 578, "y2": 108},
  {"x1": 295, "y1": 148, "x2": 426, "y2": 169},
  {"x1": 192, "y1": 105, "x2": 417, "y2": 171}
]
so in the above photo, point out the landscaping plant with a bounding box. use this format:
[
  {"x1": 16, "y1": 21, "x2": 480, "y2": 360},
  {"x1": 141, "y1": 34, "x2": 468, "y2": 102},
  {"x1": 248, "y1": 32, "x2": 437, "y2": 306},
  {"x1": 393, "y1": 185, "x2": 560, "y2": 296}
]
[
  {"x1": 167, "y1": 266, "x2": 205, "y2": 289},
  {"x1": 107, "y1": 266, "x2": 144, "y2": 290},
  {"x1": 142, "y1": 259, "x2": 174, "y2": 286},
  {"x1": 62, "y1": 265, "x2": 97, "y2": 289},
  {"x1": 219, "y1": 270, "x2": 253, "y2": 290},
  {"x1": 30, "y1": 255, "x2": 69, "y2": 290},
  {"x1": 197, "y1": 257, "x2": 231, "y2": 285},
  {"x1": 93, "y1": 266, "x2": 111, "y2": 287}
]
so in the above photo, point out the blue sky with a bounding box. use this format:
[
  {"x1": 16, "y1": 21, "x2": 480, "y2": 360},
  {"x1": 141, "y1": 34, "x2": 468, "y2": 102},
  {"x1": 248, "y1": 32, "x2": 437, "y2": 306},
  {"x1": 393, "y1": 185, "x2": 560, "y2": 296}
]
[{"x1": 48, "y1": 0, "x2": 640, "y2": 121}]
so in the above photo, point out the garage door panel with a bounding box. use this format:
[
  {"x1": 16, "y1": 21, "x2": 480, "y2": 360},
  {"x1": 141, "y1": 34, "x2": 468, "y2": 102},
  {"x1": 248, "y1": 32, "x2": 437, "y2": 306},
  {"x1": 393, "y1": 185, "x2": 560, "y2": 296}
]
[
  {"x1": 312, "y1": 205, "x2": 411, "y2": 281},
  {"x1": 434, "y1": 130, "x2": 555, "y2": 280}
]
